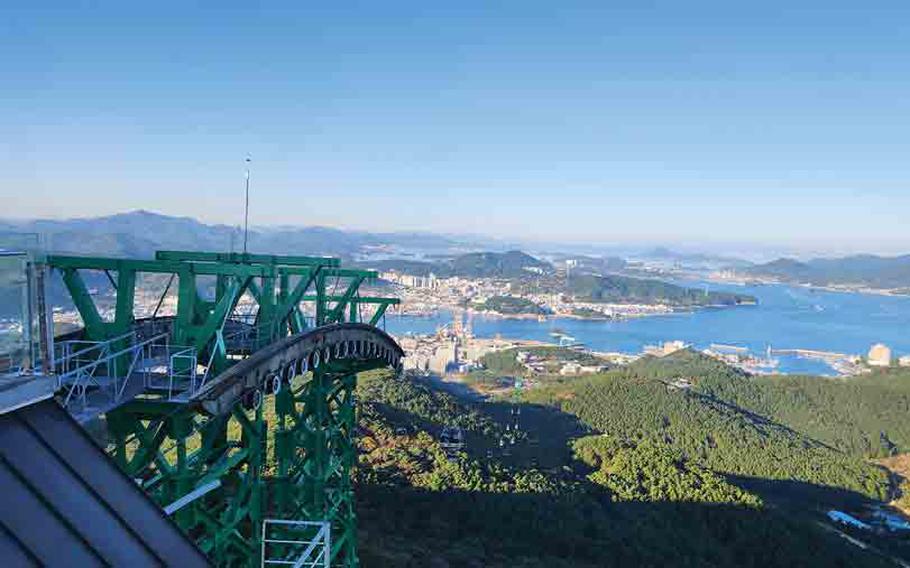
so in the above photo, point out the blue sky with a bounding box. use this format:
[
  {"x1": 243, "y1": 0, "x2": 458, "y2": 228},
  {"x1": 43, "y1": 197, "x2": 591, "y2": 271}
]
[{"x1": 2, "y1": 1, "x2": 909, "y2": 252}]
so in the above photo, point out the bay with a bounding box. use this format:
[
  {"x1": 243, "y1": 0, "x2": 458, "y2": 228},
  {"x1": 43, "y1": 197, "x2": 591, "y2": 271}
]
[{"x1": 382, "y1": 281, "x2": 910, "y2": 376}]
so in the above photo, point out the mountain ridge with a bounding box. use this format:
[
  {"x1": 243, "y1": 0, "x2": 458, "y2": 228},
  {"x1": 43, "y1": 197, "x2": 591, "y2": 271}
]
[{"x1": 745, "y1": 254, "x2": 910, "y2": 289}]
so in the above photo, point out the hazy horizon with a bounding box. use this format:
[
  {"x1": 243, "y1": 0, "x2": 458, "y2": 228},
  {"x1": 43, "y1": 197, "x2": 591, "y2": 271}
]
[{"x1": 3, "y1": 208, "x2": 908, "y2": 261}]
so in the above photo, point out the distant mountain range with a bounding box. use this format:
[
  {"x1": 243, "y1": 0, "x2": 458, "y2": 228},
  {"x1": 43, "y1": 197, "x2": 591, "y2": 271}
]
[
  {"x1": 357, "y1": 250, "x2": 553, "y2": 279},
  {"x1": 744, "y1": 255, "x2": 910, "y2": 290},
  {"x1": 644, "y1": 247, "x2": 754, "y2": 269},
  {"x1": 0, "y1": 210, "x2": 465, "y2": 259},
  {"x1": 3, "y1": 210, "x2": 907, "y2": 292}
]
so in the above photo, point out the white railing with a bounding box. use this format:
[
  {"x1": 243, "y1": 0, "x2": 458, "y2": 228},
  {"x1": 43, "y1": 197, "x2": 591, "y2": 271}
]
[
  {"x1": 56, "y1": 332, "x2": 161, "y2": 409},
  {"x1": 169, "y1": 346, "x2": 198, "y2": 399},
  {"x1": 261, "y1": 519, "x2": 330, "y2": 568},
  {"x1": 54, "y1": 330, "x2": 201, "y2": 410},
  {"x1": 141, "y1": 341, "x2": 198, "y2": 400}
]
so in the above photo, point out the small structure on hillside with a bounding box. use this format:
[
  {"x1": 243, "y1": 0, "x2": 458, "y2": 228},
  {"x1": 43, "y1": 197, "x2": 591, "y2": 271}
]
[
  {"x1": 868, "y1": 343, "x2": 892, "y2": 367},
  {"x1": 827, "y1": 510, "x2": 872, "y2": 531},
  {"x1": 644, "y1": 340, "x2": 689, "y2": 358},
  {"x1": 440, "y1": 426, "x2": 465, "y2": 459}
]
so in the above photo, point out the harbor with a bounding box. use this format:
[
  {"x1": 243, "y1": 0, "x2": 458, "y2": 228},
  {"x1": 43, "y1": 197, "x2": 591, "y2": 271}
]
[{"x1": 385, "y1": 279, "x2": 910, "y2": 376}]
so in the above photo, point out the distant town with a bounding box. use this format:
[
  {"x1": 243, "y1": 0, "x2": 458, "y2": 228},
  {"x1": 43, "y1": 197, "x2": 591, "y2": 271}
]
[
  {"x1": 392, "y1": 305, "x2": 908, "y2": 389},
  {"x1": 381, "y1": 268, "x2": 678, "y2": 320}
]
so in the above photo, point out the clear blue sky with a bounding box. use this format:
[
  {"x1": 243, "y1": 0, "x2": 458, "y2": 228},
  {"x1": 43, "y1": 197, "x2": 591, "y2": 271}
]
[{"x1": 2, "y1": 1, "x2": 909, "y2": 252}]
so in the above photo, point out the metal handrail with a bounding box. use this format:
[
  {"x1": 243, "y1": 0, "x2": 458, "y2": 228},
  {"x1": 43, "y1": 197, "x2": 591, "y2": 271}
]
[
  {"x1": 55, "y1": 330, "x2": 137, "y2": 368},
  {"x1": 261, "y1": 519, "x2": 330, "y2": 568},
  {"x1": 57, "y1": 332, "x2": 170, "y2": 409},
  {"x1": 56, "y1": 332, "x2": 168, "y2": 382}
]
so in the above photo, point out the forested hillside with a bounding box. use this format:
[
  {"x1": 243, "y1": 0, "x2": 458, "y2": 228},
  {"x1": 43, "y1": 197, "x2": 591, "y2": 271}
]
[
  {"x1": 694, "y1": 366, "x2": 910, "y2": 459},
  {"x1": 567, "y1": 273, "x2": 756, "y2": 306},
  {"x1": 572, "y1": 435, "x2": 761, "y2": 506},
  {"x1": 523, "y1": 355, "x2": 891, "y2": 501},
  {"x1": 354, "y1": 368, "x2": 896, "y2": 567},
  {"x1": 475, "y1": 295, "x2": 549, "y2": 315},
  {"x1": 363, "y1": 250, "x2": 553, "y2": 280},
  {"x1": 745, "y1": 254, "x2": 910, "y2": 290}
]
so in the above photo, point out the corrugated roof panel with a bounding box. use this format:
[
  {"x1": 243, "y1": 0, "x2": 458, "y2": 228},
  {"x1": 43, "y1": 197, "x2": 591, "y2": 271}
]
[
  {"x1": 0, "y1": 521, "x2": 40, "y2": 567},
  {"x1": 0, "y1": 399, "x2": 209, "y2": 567},
  {"x1": 16, "y1": 403, "x2": 208, "y2": 566},
  {"x1": 0, "y1": 461, "x2": 104, "y2": 566}
]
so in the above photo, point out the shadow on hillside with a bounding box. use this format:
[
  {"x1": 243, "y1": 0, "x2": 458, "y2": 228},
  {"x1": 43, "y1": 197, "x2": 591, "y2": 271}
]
[
  {"x1": 368, "y1": 401, "x2": 449, "y2": 438},
  {"x1": 481, "y1": 401, "x2": 593, "y2": 469},
  {"x1": 686, "y1": 389, "x2": 840, "y2": 451},
  {"x1": 359, "y1": 374, "x2": 910, "y2": 566},
  {"x1": 725, "y1": 474, "x2": 872, "y2": 511},
  {"x1": 365, "y1": 399, "x2": 591, "y2": 472},
  {"x1": 356, "y1": 477, "x2": 903, "y2": 568}
]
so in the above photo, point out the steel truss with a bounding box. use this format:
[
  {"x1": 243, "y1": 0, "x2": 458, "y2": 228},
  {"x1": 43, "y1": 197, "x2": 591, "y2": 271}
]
[{"x1": 40, "y1": 251, "x2": 402, "y2": 567}]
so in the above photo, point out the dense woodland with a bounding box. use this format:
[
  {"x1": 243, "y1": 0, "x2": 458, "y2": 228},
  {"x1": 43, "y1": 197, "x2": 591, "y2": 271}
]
[
  {"x1": 567, "y1": 273, "x2": 756, "y2": 307},
  {"x1": 694, "y1": 365, "x2": 910, "y2": 459},
  {"x1": 524, "y1": 352, "x2": 892, "y2": 501},
  {"x1": 353, "y1": 359, "x2": 907, "y2": 567},
  {"x1": 474, "y1": 295, "x2": 549, "y2": 315},
  {"x1": 359, "y1": 250, "x2": 552, "y2": 280}
]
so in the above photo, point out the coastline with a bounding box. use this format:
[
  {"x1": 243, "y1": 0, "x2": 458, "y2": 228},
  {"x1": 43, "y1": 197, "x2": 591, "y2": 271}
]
[
  {"x1": 399, "y1": 300, "x2": 753, "y2": 322},
  {"x1": 707, "y1": 275, "x2": 910, "y2": 298}
]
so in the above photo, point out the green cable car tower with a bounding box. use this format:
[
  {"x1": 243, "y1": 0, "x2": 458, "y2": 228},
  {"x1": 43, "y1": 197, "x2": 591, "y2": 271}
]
[{"x1": 26, "y1": 250, "x2": 402, "y2": 567}]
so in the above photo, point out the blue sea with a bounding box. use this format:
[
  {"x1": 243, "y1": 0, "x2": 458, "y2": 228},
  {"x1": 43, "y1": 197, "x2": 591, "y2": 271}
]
[{"x1": 383, "y1": 281, "x2": 910, "y2": 375}]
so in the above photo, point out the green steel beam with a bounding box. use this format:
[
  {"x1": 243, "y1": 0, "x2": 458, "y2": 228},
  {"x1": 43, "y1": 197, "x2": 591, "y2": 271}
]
[
  {"x1": 247, "y1": 279, "x2": 262, "y2": 303},
  {"x1": 191, "y1": 277, "x2": 247, "y2": 351},
  {"x1": 156, "y1": 250, "x2": 339, "y2": 268},
  {"x1": 47, "y1": 255, "x2": 274, "y2": 277},
  {"x1": 114, "y1": 268, "x2": 136, "y2": 335},
  {"x1": 273, "y1": 270, "x2": 318, "y2": 334},
  {"x1": 325, "y1": 276, "x2": 365, "y2": 324},
  {"x1": 369, "y1": 302, "x2": 392, "y2": 326},
  {"x1": 316, "y1": 272, "x2": 326, "y2": 326},
  {"x1": 299, "y1": 295, "x2": 399, "y2": 304},
  {"x1": 323, "y1": 268, "x2": 378, "y2": 279},
  {"x1": 59, "y1": 268, "x2": 107, "y2": 340}
]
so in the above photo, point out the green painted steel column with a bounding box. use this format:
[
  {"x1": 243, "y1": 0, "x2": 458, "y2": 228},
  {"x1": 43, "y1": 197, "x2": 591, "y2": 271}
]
[
  {"x1": 174, "y1": 267, "x2": 196, "y2": 346},
  {"x1": 274, "y1": 377, "x2": 295, "y2": 516},
  {"x1": 315, "y1": 273, "x2": 326, "y2": 326},
  {"x1": 313, "y1": 368, "x2": 328, "y2": 517},
  {"x1": 349, "y1": 298, "x2": 358, "y2": 323},
  {"x1": 258, "y1": 275, "x2": 276, "y2": 347},
  {"x1": 277, "y1": 272, "x2": 290, "y2": 338},
  {"x1": 337, "y1": 373, "x2": 359, "y2": 567},
  {"x1": 60, "y1": 268, "x2": 106, "y2": 340},
  {"x1": 113, "y1": 268, "x2": 136, "y2": 334},
  {"x1": 168, "y1": 412, "x2": 195, "y2": 529}
]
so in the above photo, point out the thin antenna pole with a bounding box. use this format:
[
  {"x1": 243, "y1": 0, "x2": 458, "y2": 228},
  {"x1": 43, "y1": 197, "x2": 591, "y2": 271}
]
[{"x1": 243, "y1": 155, "x2": 251, "y2": 254}]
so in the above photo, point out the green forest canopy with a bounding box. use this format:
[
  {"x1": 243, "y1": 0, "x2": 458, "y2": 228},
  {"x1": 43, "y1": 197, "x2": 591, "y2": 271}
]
[
  {"x1": 353, "y1": 360, "x2": 907, "y2": 566},
  {"x1": 568, "y1": 273, "x2": 757, "y2": 306}
]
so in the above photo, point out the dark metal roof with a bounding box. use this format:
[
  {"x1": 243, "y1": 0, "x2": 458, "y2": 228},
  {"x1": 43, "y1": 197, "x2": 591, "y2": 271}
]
[{"x1": 0, "y1": 398, "x2": 209, "y2": 567}]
